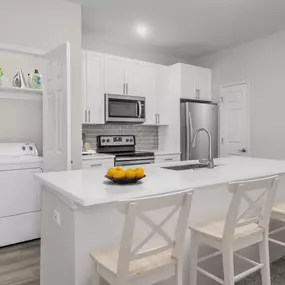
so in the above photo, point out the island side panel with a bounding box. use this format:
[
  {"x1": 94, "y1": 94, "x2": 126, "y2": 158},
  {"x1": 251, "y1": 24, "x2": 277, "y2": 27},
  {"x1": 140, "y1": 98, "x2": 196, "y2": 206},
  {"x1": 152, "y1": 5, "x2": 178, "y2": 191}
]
[
  {"x1": 74, "y1": 203, "x2": 125, "y2": 285},
  {"x1": 41, "y1": 188, "x2": 76, "y2": 285}
]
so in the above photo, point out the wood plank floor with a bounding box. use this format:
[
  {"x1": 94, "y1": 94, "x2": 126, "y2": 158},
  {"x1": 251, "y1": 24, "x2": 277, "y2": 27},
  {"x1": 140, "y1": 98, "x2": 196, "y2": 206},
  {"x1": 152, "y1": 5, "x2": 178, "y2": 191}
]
[
  {"x1": 2, "y1": 239, "x2": 285, "y2": 284},
  {"x1": 0, "y1": 240, "x2": 40, "y2": 285}
]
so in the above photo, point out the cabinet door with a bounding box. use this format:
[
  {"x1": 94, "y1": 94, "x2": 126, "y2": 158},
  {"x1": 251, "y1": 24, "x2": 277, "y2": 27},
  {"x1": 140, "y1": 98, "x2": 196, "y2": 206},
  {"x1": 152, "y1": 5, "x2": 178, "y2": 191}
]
[
  {"x1": 141, "y1": 63, "x2": 157, "y2": 125},
  {"x1": 181, "y1": 64, "x2": 195, "y2": 99},
  {"x1": 156, "y1": 65, "x2": 170, "y2": 125},
  {"x1": 82, "y1": 51, "x2": 87, "y2": 123},
  {"x1": 86, "y1": 52, "x2": 105, "y2": 124},
  {"x1": 104, "y1": 55, "x2": 126, "y2": 94},
  {"x1": 125, "y1": 59, "x2": 144, "y2": 96},
  {"x1": 194, "y1": 66, "x2": 212, "y2": 101}
]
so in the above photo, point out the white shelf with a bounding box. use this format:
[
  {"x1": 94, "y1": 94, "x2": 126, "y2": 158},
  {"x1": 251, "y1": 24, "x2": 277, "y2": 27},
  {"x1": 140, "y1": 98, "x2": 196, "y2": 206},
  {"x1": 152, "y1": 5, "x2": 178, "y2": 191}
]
[{"x1": 0, "y1": 86, "x2": 43, "y2": 101}]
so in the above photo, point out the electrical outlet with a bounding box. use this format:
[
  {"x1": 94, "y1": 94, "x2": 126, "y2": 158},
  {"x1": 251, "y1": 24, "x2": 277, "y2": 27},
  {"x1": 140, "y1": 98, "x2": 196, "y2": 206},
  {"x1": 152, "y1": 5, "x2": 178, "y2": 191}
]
[{"x1": 53, "y1": 209, "x2": 61, "y2": 226}]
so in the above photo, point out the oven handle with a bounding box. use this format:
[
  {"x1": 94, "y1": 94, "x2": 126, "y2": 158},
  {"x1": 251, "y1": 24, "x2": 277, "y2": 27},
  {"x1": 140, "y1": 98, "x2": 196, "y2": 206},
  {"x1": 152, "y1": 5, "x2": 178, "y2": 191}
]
[
  {"x1": 116, "y1": 156, "x2": 154, "y2": 161},
  {"x1": 115, "y1": 160, "x2": 154, "y2": 166},
  {"x1": 138, "y1": 101, "x2": 142, "y2": 118}
]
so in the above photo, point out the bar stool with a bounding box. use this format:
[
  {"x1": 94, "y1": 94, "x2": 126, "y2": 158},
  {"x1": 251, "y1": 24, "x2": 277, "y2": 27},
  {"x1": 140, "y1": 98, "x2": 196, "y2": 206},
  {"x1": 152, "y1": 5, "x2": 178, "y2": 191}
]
[
  {"x1": 90, "y1": 189, "x2": 193, "y2": 285},
  {"x1": 189, "y1": 175, "x2": 279, "y2": 285},
  {"x1": 269, "y1": 202, "x2": 285, "y2": 246}
]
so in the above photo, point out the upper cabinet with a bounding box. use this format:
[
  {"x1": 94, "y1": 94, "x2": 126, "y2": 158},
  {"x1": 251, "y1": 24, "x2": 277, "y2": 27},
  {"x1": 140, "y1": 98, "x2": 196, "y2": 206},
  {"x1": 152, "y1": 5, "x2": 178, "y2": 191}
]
[
  {"x1": 104, "y1": 55, "x2": 146, "y2": 96},
  {"x1": 82, "y1": 51, "x2": 105, "y2": 124},
  {"x1": 194, "y1": 66, "x2": 212, "y2": 101},
  {"x1": 82, "y1": 51, "x2": 212, "y2": 125},
  {"x1": 174, "y1": 63, "x2": 212, "y2": 101},
  {"x1": 104, "y1": 55, "x2": 126, "y2": 95}
]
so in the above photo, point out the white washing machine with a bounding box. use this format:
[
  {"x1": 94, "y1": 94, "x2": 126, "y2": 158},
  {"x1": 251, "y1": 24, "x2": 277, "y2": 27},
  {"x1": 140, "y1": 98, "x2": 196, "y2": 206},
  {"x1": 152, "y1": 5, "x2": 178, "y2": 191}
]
[{"x1": 0, "y1": 143, "x2": 43, "y2": 247}]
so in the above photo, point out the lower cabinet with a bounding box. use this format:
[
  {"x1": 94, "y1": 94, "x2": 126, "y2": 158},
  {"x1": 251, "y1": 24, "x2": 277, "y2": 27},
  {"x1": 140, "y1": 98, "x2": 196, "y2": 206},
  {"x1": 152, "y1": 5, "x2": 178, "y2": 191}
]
[
  {"x1": 155, "y1": 154, "x2": 181, "y2": 164},
  {"x1": 82, "y1": 158, "x2": 114, "y2": 169}
]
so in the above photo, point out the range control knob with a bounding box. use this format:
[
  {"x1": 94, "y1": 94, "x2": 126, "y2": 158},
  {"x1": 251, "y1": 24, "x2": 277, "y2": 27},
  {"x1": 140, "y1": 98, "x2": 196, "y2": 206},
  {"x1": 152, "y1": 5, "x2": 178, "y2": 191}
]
[
  {"x1": 130, "y1": 139, "x2": 133, "y2": 142},
  {"x1": 126, "y1": 139, "x2": 129, "y2": 142},
  {"x1": 102, "y1": 139, "x2": 105, "y2": 143},
  {"x1": 107, "y1": 139, "x2": 110, "y2": 143},
  {"x1": 29, "y1": 146, "x2": 33, "y2": 151},
  {"x1": 22, "y1": 146, "x2": 26, "y2": 151}
]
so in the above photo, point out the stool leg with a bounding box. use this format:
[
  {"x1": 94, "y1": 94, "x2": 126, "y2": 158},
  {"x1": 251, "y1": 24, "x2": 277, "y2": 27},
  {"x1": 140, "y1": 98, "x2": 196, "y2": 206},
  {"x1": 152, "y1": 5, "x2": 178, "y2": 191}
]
[
  {"x1": 222, "y1": 245, "x2": 234, "y2": 285},
  {"x1": 189, "y1": 231, "x2": 199, "y2": 285},
  {"x1": 175, "y1": 262, "x2": 183, "y2": 285},
  {"x1": 259, "y1": 233, "x2": 271, "y2": 285}
]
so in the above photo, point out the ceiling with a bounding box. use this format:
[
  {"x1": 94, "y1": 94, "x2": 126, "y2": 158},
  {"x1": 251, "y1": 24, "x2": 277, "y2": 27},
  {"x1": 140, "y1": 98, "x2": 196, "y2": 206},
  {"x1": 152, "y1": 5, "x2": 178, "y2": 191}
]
[{"x1": 72, "y1": 0, "x2": 285, "y2": 60}]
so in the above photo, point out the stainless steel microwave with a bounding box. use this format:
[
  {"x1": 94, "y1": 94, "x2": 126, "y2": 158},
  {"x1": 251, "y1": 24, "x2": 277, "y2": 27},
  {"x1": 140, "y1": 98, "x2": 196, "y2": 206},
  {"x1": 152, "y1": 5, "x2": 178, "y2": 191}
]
[{"x1": 105, "y1": 94, "x2": 146, "y2": 123}]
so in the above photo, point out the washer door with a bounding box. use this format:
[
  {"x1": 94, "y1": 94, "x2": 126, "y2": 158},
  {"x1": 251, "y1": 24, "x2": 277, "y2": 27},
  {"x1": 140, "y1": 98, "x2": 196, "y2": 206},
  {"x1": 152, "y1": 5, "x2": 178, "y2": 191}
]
[{"x1": 0, "y1": 168, "x2": 42, "y2": 218}]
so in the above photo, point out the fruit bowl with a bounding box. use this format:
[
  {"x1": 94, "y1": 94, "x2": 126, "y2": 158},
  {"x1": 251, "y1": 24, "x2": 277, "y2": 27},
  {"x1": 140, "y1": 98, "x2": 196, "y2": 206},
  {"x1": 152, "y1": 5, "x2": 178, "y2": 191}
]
[{"x1": 105, "y1": 175, "x2": 146, "y2": 184}]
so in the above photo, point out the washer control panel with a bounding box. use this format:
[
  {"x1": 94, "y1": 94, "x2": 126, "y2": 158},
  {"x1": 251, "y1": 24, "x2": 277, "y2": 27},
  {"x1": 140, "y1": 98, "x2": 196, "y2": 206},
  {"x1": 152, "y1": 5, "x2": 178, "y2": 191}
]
[{"x1": 97, "y1": 135, "x2": 135, "y2": 146}]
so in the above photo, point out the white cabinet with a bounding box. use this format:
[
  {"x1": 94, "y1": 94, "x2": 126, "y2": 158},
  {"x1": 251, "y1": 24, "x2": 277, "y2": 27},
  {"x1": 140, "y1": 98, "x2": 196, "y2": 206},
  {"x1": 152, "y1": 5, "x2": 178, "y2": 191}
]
[
  {"x1": 82, "y1": 157, "x2": 114, "y2": 169},
  {"x1": 171, "y1": 63, "x2": 212, "y2": 101},
  {"x1": 155, "y1": 65, "x2": 171, "y2": 126},
  {"x1": 104, "y1": 55, "x2": 126, "y2": 95},
  {"x1": 82, "y1": 51, "x2": 105, "y2": 124},
  {"x1": 181, "y1": 64, "x2": 196, "y2": 99},
  {"x1": 155, "y1": 153, "x2": 181, "y2": 164},
  {"x1": 194, "y1": 66, "x2": 212, "y2": 101},
  {"x1": 142, "y1": 63, "x2": 157, "y2": 125},
  {"x1": 104, "y1": 55, "x2": 146, "y2": 96}
]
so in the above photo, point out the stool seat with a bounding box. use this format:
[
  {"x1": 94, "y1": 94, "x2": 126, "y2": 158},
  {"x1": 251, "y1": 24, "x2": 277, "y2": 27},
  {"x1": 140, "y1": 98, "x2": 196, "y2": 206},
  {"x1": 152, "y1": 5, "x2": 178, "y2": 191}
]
[
  {"x1": 91, "y1": 247, "x2": 175, "y2": 277},
  {"x1": 191, "y1": 219, "x2": 263, "y2": 241}
]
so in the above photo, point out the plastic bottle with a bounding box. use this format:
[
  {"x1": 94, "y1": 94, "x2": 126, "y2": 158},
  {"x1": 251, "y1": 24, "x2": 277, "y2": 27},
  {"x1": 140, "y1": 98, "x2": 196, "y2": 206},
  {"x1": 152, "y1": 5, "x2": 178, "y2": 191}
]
[
  {"x1": 32, "y1": 69, "x2": 42, "y2": 89},
  {"x1": 27, "y1": 73, "x2": 33, "y2": 88}
]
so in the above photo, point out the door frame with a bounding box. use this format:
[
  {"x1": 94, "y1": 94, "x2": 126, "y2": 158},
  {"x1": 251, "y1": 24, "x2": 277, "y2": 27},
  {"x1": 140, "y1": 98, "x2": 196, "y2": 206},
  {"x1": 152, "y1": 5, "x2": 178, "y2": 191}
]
[{"x1": 219, "y1": 80, "x2": 251, "y2": 157}]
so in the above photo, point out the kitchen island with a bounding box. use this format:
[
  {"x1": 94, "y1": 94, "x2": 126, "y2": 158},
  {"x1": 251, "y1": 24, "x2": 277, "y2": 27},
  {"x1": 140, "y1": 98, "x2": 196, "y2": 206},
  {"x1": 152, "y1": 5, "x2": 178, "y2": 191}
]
[{"x1": 37, "y1": 157, "x2": 285, "y2": 285}]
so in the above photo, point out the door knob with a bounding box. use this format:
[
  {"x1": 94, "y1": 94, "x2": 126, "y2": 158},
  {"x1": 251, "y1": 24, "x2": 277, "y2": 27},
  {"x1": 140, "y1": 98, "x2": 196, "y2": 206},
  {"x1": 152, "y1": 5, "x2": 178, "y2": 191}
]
[{"x1": 238, "y1": 148, "x2": 247, "y2": 153}]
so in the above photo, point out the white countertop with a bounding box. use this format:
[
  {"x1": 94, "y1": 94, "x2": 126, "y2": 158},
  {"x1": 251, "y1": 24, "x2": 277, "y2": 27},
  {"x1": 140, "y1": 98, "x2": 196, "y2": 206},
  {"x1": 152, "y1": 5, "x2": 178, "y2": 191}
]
[{"x1": 36, "y1": 157, "x2": 285, "y2": 207}]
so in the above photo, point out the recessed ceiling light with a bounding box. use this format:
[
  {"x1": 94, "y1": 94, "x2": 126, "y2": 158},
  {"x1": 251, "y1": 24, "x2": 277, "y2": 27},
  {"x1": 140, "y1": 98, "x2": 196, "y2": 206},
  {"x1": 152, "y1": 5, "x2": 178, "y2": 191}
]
[{"x1": 135, "y1": 24, "x2": 149, "y2": 39}]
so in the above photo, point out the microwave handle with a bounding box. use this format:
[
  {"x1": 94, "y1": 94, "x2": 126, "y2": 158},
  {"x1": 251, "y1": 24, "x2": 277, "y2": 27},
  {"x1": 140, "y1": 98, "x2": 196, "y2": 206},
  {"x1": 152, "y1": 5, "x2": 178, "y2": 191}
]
[{"x1": 138, "y1": 101, "x2": 142, "y2": 118}]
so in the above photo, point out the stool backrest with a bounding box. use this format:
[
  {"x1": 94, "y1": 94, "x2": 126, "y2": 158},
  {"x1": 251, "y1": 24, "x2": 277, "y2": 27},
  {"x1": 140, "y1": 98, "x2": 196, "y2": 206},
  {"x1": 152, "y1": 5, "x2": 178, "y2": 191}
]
[
  {"x1": 117, "y1": 189, "x2": 193, "y2": 277},
  {"x1": 224, "y1": 175, "x2": 279, "y2": 241}
]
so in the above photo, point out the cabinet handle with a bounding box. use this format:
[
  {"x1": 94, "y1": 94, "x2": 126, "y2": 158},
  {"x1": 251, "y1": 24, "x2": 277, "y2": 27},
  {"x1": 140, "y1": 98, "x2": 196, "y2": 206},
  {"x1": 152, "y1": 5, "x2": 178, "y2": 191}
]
[
  {"x1": 123, "y1": 83, "x2": 125, "y2": 94},
  {"x1": 164, "y1": 158, "x2": 174, "y2": 161},
  {"x1": 85, "y1": 110, "x2": 87, "y2": 123},
  {"x1": 90, "y1": 164, "x2": 103, "y2": 167},
  {"x1": 88, "y1": 110, "x2": 90, "y2": 122},
  {"x1": 126, "y1": 82, "x2": 128, "y2": 94},
  {"x1": 158, "y1": 113, "x2": 160, "y2": 125},
  {"x1": 155, "y1": 113, "x2": 157, "y2": 124}
]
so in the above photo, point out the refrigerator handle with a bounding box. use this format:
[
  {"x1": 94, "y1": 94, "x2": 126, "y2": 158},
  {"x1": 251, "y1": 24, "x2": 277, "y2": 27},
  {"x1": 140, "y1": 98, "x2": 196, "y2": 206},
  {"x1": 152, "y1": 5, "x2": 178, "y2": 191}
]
[
  {"x1": 186, "y1": 104, "x2": 190, "y2": 160},
  {"x1": 188, "y1": 111, "x2": 194, "y2": 159}
]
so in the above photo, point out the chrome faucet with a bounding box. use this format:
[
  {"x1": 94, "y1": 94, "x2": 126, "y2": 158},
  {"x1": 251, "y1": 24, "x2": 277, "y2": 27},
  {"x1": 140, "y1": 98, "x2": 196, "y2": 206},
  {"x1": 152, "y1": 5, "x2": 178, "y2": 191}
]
[{"x1": 191, "y1": 128, "x2": 215, "y2": 168}]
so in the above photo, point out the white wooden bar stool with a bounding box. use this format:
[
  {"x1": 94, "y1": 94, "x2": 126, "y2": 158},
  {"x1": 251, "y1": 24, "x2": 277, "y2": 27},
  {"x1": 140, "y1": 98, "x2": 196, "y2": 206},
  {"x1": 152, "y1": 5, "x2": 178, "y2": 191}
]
[
  {"x1": 269, "y1": 202, "x2": 285, "y2": 246},
  {"x1": 90, "y1": 189, "x2": 193, "y2": 285},
  {"x1": 189, "y1": 175, "x2": 279, "y2": 285}
]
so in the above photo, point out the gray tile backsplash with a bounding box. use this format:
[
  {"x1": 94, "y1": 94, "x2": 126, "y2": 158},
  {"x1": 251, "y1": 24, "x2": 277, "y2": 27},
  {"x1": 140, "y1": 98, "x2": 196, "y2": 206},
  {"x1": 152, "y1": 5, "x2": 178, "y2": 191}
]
[{"x1": 82, "y1": 124, "x2": 159, "y2": 151}]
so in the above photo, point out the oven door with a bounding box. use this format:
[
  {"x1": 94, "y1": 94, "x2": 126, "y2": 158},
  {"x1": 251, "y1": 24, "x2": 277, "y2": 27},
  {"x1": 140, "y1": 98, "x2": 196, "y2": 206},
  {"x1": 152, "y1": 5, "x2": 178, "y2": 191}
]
[
  {"x1": 105, "y1": 94, "x2": 146, "y2": 123},
  {"x1": 115, "y1": 156, "x2": 154, "y2": 167}
]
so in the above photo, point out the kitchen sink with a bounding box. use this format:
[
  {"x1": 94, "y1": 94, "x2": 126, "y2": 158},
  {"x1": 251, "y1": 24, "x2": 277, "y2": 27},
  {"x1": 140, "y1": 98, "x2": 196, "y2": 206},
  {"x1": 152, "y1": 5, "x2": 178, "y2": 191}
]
[{"x1": 162, "y1": 163, "x2": 211, "y2": 171}]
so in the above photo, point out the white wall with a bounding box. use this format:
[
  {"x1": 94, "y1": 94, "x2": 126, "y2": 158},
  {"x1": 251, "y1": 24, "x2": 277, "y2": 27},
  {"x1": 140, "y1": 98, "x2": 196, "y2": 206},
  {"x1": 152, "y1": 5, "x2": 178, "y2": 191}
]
[
  {"x1": 83, "y1": 33, "x2": 190, "y2": 65},
  {"x1": 191, "y1": 30, "x2": 285, "y2": 160},
  {"x1": 0, "y1": 0, "x2": 82, "y2": 168}
]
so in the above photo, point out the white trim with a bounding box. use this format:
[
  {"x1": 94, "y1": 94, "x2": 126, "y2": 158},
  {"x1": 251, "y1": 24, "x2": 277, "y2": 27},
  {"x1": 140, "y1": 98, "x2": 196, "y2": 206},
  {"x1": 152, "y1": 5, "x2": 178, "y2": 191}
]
[
  {"x1": 0, "y1": 42, "x2": 46, "y2": 57},
  {"x1": 219, "y1": 80, "x2": 251, "y2": 157},
  {"x1": 0, "y1": 86, "x2": 43, "y2": 101}
]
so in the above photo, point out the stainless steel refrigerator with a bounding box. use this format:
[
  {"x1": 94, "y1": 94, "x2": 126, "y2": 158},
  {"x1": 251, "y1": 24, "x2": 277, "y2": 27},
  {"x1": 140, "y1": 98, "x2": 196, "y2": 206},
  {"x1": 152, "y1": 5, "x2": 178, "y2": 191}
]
[{"x1": 180, "y1": 101, "x2": 218, "y2": 161}]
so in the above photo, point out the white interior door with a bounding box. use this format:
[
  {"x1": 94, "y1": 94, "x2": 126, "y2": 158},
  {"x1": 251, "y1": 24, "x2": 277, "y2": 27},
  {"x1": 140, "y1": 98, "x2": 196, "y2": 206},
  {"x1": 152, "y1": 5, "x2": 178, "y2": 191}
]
[
  {"x1": 43, "y1": 42, "x2": 71, "y2": 172},
  {"x1": 220, "y1": 83, "x2": 249, "y2": 157}
]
